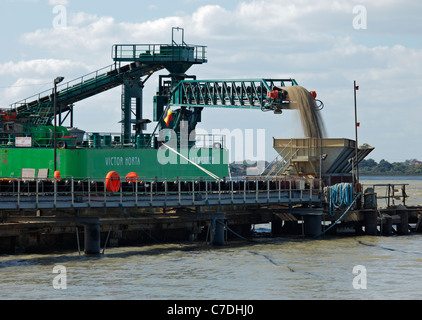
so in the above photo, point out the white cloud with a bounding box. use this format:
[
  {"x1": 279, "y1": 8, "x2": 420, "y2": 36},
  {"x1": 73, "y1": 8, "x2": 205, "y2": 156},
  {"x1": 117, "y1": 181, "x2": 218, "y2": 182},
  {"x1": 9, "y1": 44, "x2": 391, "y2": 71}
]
[
  {"x1": 5, "y1": 0, "x2": 422, "y2": 161},
  {"x1": 49, "y1": 0, "x2": 69, "y2": 5},
  {"x1": 0, "y1": 59, "x2": 89, "y2": 77}
]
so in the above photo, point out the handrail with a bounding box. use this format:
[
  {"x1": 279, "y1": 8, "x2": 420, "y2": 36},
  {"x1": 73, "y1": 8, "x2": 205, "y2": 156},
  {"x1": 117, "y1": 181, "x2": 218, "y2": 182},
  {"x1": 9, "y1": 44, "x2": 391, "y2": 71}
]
[
  {"x1": 111, "y1": 43, "x2": 207, "y2": 62},
  {"x1": 0, "y1": 176, "x2": 321, "y2": 210},
  {"x1": 361, "y1": 183, "x2": 409, "y2": 207},
  {"x1": 10, "y1": 64, "x2": 117, "y2": 110}
]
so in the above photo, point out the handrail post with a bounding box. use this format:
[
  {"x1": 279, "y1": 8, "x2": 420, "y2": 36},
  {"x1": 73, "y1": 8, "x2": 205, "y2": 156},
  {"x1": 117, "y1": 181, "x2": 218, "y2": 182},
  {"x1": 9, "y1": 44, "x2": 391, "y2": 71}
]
[
  {"x1": 103, "y1": 177, "x2": 107, "y2": 207},
  {"x1": 121, "y1": 179, "x2": 124, "y2": 206},
  {"x1": 135, "y1": 179, "x2": 138, "y2": 207},
  {"x1": 218, "y1": 180, "x2": 221, "y2": 204},
  {"x1": 17, "y1": 178, "x2": 21, "y2": 209},
  {"x1": 192, "y1": 179, "x2": 195, "y2": 205},
  {"x1": 54, "y1": 177, "x2": 57, "y2": 209},
  {"x1": 164, "y1": 180, "x2": 167, "y2": 208},
  {"x1": 231, "y1": 179, "x2": 234, "y2": 204},
  {"x1": 88, "y1": 177, "x2": 91, "y2": 207},
  {"x1": 71, "y1": 177, "x2": 74, "y2": 208},
  {"x1": 178, "y1": 178, "x2": 181, "y2": 206},
  {"x1": 205, "y1": 179, "x2": 208, "y2": 203},
  {"x1": 300, "y1": 177, "x2": 303, "y2": 202},
  {"x1": 310, "y1": 178, "x2": 313, "y2": 203},
  {"x1": 36, "y1": 178, "x2": 39, "y2": 208},
  {"x1": 150, "y1": 179, "x2": 153, "y2": 207},
  {"x1": 289, "y1": 178, "x2": 292, "y2": 204},
  {"x1": 243, "y1": 178, "x2": 246, "y2": 204},
  {"x1": 278, "y1": 177, "x2": 281, "y2": 201}
]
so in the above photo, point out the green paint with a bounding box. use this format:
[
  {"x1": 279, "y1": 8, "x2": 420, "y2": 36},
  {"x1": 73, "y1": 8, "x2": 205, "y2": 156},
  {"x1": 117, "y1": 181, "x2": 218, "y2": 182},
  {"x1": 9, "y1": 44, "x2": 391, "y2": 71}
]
[{"x1": 0, "y1": 147, "x2": 229, "y2": 180}]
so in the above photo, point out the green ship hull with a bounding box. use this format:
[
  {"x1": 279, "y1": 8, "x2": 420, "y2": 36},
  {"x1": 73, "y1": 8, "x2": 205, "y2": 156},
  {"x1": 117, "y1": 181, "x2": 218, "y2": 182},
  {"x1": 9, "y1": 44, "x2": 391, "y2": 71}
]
[{"x1": 0, "y1": 147, "x2": 229, "y2": 180}]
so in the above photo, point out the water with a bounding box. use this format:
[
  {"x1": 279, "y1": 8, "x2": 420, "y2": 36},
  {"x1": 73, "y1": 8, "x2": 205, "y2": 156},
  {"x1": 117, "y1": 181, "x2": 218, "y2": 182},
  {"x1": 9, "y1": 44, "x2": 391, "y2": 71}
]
[{"x1": 1, "y1": 177, "x2": 422, "y2": 301}]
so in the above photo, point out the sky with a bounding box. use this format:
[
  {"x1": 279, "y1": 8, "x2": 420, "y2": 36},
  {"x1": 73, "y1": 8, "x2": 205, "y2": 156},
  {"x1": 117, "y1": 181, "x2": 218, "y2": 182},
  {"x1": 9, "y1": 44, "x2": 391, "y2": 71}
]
[{"x1": 0, "y1": 0, "x2": 421, "y2": 163}]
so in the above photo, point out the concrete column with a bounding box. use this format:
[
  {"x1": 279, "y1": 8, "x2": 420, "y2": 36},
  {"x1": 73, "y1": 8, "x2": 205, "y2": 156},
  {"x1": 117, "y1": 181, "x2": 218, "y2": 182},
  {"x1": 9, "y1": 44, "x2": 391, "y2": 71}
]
[
  {"x1": 303, "y1": 215, "x2": 322, "y2": 237},
  {"x1": 364, "y1": 210, "x2": 378, "y2": 236},
  {"x1": 84, "y1": 223, "x2": 101, "y2": 255}
]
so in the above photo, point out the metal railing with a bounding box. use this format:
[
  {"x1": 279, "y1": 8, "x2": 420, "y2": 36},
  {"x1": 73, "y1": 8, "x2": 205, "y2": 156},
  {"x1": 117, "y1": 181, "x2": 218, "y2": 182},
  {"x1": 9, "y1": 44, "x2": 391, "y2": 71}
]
[
  {"x1": 112, "y1": 44, "x2": 207, "y2": 63},
  {"x1": 0, "y1": 176, "x2": 321, "y2": 210},
  {"x1": 10, "y1": 64, "x2": 118, "y2": 111},
  {"x1": 361, "y1": 183, "x2": 408, "y2": 207}
]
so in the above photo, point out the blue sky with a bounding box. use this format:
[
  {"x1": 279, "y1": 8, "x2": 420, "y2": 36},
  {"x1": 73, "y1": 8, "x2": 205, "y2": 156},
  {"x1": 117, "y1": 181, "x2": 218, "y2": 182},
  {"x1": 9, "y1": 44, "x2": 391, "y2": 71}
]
[{"x1": 1, "y1": 0, "x2": 422, "y2": 163}]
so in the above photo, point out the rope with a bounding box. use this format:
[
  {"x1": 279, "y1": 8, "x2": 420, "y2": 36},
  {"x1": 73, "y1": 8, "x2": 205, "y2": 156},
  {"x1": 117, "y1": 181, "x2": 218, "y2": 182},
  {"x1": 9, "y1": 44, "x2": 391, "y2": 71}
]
[
  {"x1": 329, "y1": 183, "x2": 354, "y2": 216},
  {"x1": 162, "y1": 143, "x2": 222, "y2": 181},
  {"x1": 317, "y1": 192, "x2": 362, "y2": 237}
]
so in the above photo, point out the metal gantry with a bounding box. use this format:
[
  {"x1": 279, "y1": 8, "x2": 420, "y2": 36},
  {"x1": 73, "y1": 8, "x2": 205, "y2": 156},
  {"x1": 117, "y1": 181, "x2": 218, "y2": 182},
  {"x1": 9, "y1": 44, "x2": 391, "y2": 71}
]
[{"x1": 169, "y1": 79, "x2": 298, "y2": 111}]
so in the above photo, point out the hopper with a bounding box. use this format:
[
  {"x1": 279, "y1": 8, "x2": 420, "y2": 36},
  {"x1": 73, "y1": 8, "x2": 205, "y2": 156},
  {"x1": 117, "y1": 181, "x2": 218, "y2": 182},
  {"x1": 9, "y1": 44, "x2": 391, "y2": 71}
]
[{"x1": 272, "y1": 138, "x2": 374, "y2": 176}]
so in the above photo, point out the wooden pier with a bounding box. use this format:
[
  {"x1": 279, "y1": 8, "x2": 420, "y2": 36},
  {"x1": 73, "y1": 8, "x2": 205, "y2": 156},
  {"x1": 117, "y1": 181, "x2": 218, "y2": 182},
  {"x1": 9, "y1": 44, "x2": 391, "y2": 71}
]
[{"x1": 0, "y1": 177, "x2": 420, "y2": 254}]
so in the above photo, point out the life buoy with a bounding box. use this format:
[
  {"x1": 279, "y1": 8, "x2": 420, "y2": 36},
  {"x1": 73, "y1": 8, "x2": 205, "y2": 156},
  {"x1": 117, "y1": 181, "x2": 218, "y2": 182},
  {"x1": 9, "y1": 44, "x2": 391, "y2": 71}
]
[
  {"x1": 125, "y1": 172, "x2": 139, "y2": 183},
  {"x1": 105, "y1": 171, "x2": 121, "y2": 192},
  {"x1": 54, "y1": 171, "x2": 61, "y2": 182}
]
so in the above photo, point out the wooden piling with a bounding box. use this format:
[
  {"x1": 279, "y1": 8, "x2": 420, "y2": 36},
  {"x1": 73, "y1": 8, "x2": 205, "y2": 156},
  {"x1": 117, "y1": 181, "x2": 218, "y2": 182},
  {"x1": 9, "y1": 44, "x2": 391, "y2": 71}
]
[
  {"x1": 364, "y1": 210, "x2": 378, "y2": 235},
  {"x1": 396, "y1": 205, "x2": 409, "y2": 235},
  {"x1": 381, "y1": 214, "x2": 392, "y2": 236},
  {"x1": 303, "y1": 214, "x2": 322, "y2": 237}
]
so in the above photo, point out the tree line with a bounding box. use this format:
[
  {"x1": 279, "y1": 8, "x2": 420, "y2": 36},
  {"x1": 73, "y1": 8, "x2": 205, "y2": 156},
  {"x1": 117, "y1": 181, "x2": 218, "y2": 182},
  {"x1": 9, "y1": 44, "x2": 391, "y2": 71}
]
[
  {"x1": 229, "y1": 159, "x2": 422, "y2": 176},
  {"x1": 358, "y1": 159, "x2": 422, "y2": 176}
]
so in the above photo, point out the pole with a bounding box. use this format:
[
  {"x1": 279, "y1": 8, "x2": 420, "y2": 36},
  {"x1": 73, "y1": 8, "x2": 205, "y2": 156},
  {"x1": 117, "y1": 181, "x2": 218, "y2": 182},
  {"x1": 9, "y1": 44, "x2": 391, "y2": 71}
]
[
  {"x1": 354, "y1": 80, "x2": 359, "y2": 187},
  {"x1": 53, "y1": 77, "x2": 64, "y2": 173},
  {"x1": 54, "y1": 81, "x2": 57, "y2": 172}
]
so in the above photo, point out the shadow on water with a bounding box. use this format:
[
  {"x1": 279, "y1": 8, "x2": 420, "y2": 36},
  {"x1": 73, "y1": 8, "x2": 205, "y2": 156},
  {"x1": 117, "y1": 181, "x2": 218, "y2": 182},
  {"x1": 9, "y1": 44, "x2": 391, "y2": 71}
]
[
  {"x1": 0, "y1": 234, "x2": 312, "y2": 270},
  {"x1": 3, "y1": 233, "x2": 422, "y2": 273},
  {"x1": 357, "y1": 237, "x2": 422, "y2": 256}
]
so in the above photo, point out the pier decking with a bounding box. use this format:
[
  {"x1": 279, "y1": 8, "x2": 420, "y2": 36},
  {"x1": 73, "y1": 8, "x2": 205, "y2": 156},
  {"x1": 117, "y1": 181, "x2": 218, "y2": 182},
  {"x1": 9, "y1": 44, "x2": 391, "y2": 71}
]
[{"x1": 0, "y1": 177, "x2": 420, "y2": 254}]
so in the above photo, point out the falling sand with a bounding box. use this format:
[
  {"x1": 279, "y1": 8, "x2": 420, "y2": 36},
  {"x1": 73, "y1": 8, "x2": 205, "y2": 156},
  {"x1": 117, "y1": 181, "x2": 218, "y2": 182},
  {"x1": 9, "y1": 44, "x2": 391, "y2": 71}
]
[{"x1": 284, "y1": 86, "x2": 326, "y2": 139}]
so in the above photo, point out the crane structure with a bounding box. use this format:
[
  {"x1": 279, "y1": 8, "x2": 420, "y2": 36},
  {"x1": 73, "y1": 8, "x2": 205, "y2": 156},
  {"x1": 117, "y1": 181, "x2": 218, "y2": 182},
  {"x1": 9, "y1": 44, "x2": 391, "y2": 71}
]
[
  {"x1": 3, "y1": 28, "x2": 302, "y2": 144},
  {"x1": 0, "y1": 28, "x2": 320, "y2": 181}
]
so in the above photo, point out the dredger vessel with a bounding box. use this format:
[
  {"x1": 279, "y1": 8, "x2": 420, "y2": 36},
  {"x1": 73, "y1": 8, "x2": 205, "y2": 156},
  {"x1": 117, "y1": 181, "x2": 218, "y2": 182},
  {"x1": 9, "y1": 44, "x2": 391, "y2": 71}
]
[{"x1": 0, "y1": 28, "x2": 372, "y2": 187}]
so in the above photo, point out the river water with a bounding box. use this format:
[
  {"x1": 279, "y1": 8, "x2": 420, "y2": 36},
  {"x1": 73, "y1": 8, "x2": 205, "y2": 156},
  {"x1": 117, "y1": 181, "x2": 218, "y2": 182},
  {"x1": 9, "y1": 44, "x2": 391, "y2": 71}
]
[{"x1": 1, "y1": 177, "x2": 422, "y2": 301}]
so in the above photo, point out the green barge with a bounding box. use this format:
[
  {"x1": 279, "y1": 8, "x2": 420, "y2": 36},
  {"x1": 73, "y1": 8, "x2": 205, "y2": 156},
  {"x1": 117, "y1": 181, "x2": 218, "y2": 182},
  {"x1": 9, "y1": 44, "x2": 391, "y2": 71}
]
[{"x1": 0, "y1": 142, "x2": 229, "y2": 181}]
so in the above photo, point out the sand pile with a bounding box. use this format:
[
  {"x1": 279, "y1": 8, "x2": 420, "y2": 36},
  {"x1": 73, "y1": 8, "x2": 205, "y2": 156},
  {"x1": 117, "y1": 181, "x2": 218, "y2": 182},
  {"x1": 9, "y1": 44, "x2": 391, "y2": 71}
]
[{"x1": 283, "y1": 86, "x2": 326, "y2": 139}]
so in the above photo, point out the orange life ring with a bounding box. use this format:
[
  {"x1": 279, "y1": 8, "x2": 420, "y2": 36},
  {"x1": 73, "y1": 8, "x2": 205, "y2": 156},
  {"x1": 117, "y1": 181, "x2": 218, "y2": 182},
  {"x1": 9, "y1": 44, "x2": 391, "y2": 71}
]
[
  {"x1": 125, "y1": 172, "x2": 139, "y2": 183},
  {"x1": 54, "y1": 171, "x2": 61, "y2": 181},
  {"x1": 105, "y1": 171, "x2": 121, "y2": 192}
]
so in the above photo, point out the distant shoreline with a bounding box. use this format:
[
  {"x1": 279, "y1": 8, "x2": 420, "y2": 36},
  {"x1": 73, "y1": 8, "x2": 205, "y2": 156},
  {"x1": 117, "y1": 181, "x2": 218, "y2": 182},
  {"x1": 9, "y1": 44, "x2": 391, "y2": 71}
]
[
  {"x1": 360, "y1": 175, "x2": 422, "y2": 180},
  {"x1": 359, "y1": 174, "x2": 422, "y2": 177}
]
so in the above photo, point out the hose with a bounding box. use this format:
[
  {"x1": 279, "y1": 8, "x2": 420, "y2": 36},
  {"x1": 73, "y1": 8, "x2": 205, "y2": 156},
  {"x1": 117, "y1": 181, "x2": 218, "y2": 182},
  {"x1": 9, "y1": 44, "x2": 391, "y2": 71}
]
[
  {"x1": 329, "y1": 183, "x2": 354, "y2": 216},
  {"x1": 317, "y1": 192, "x2": 362, "y2": 237}
]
